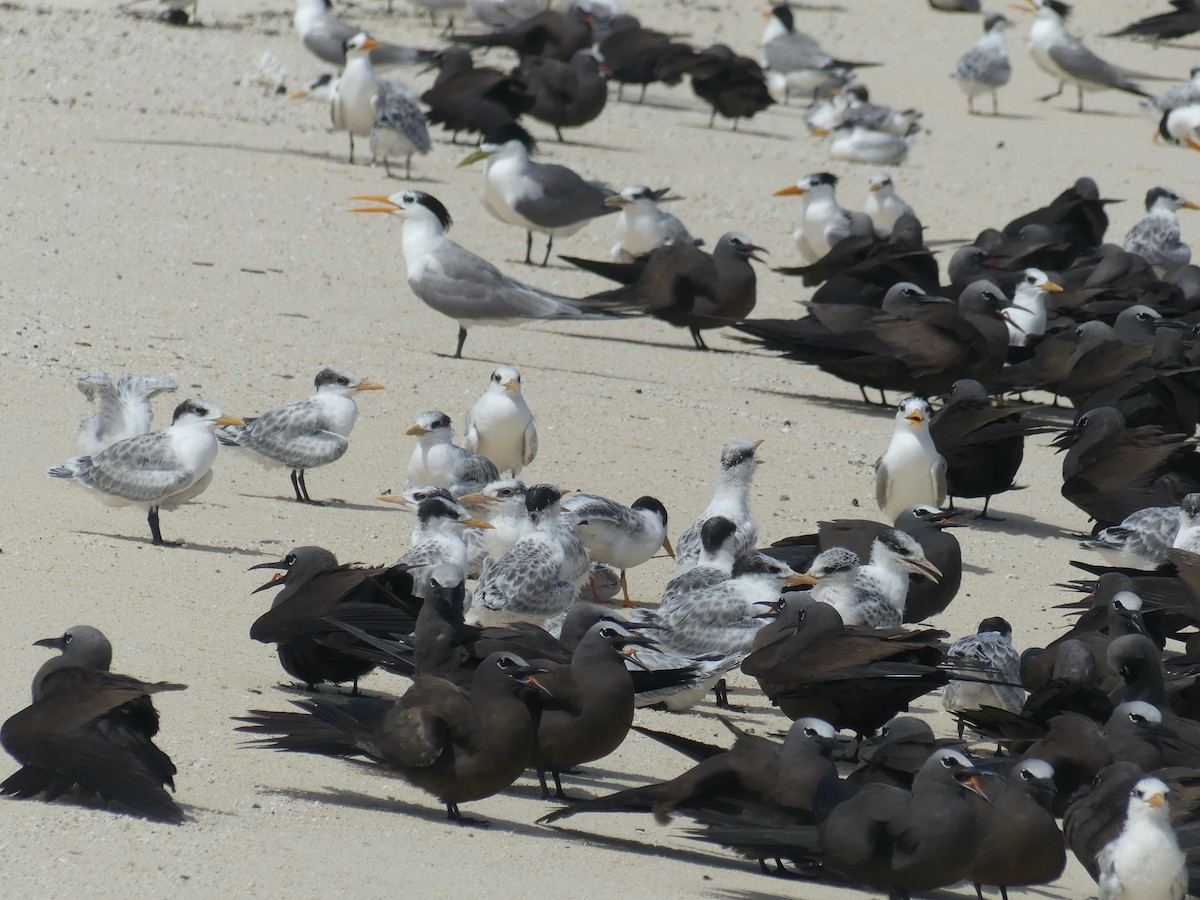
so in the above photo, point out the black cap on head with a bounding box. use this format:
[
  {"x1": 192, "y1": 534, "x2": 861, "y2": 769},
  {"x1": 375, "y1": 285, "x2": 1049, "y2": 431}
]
[
  {"x1": 977, "y1": 617, "x2": 1012, "y2": 638},
  {"x1": 314, "y1": 367, "x2": 354, "y2": 389},
  {"x1": 631, "y1": 496, "x2": 668, "y2": 526},
  {"x1": 700, "y1": 516, "x2": 737, "y2": 554},
  {"x1": 481, "y1": 122, "x2": 536, "y2": 154},
  {"x1": 772, "y1": 4, "x2": 794, "y2": 31},
  {"x1": 406, "y1": 191, "x2": 453, "y2": 231},
  {"x1": 526, "y1": 484, "x2": 562, "y2": 513},
  {"x1": 1043, "y1": 0, "x2": 1070, "y2": 18},
  {"x1": 417, "y1": 497, "x2": 459, "y2": 521},
  {"x1": 172, "y1": 399, "x2": 210, "y2": 422}
]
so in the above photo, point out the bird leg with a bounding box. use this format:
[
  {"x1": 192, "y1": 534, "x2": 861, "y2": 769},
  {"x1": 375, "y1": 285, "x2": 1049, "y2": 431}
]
[
  {"x1": 968, "y1": 95, "x2": 975, "y2": 115},
  {"x1": 405, "y1": 154, "x2": 412, "y2": 180},
  {"x1": 297, "y1": 471, "x2": 324, "y2": 506},
  {"x1": 638, "y1": 84, "x2": 647, "y2": 104},
  {"x1": 713, "y1": 679, "x2": 742, "y2": 711},
  {"x1": 524, "y1": 231, "x2": 534, "y2": 265},
  {"x1": 690, "y1": 328, "x2": 709, "y2": 351},
  {"x1": 1037, "y1": 81, "x2": 1064, "y2": 103},
  {"x1": 347, "y1": 133, "x2": 355, "y2": 165},
  {"x1": 975, "y1": 496, "x2": 1004, "y2": 521},
  {"x1": 541, "y1": 235, "x2": 554, "y2": 267},
  {"x1": 620, "y1": 570, "x2": 633, "y2": 608},
  {"x1": 147, "y1": 507, "x2": 181, "y2": 547},
  {"x1": 1075, "y1": 85, "x2": 1085, "y2": 113},
  {"x1": 974, "y1": 887, "x2": 984, "y2": 900},
  {"x1": 454, "y1": 326, "x2": 468, "y2": 359},
  {"x1": 858, "y1": 385, "x2": 871, "y2": 405},
  {"x1": 552, "y1": 770, "x2": 572, "y2": 801},
  {"x1": 289, "y1": 469, "x2": 305, "y2": 503},
  {"x1": 555, "y1": 126, "x2": 565, "y2": 142},
  {"x1": 446, "y1": 802, "x2": 489, "y2": 827},
  {"x1": 992, "y1": 92, "x2": 999, "y2": 116},
  {"x1": 383, "y1": 156, "x2": 393, "y2": 179},
  {"x1": 877, "y1": 389, "x2": 889, "y2": 406},
  {"x1": 708, "y1": 108, "x2": 717, "y2": 128},
  {"x1": 537, "y1": 767, "x2": 554, "y2": 801}
]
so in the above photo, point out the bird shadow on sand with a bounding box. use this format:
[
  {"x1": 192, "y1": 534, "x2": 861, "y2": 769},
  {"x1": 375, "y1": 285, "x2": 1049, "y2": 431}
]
[
  {"x1": 74, "y1": 531, "x2": 273, "y2": 557},
  {"x1": 234, "y1": 493, "x2": 398, "y2": 513},
  {"x1": 952, "y1": 509, "x2": 1072, "y2": 543},
  {"x1": 681, "y1": 122, "x2": 797, "y2": 141},
  {"x1": 970, "y1": 111, "x2": 1037, "y2": 121},
  {"x1": 747, "y1": 386, "x2": 897, "y2": 418},
  {"x1": 538, "y1": 137, "x2": 633, "y2": 153},
  {"x1": 540, "y1": 327, "x2": 763, "y2": 357},
  {"x1": 103, "y1": 137, "x2": 391, "y2": 169}
]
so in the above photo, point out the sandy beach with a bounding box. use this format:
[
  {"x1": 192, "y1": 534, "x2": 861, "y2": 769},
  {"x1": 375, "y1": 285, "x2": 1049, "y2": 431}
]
[{"x1": 2, "y1": 0, "x2": 1199, "y2": 896}]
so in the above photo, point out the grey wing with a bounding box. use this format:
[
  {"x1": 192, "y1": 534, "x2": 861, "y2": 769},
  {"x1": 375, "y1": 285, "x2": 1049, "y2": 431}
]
[
  {"x1": 462, "y1": 406, "x2": 481, "y2": 452},
  {"x1": 116, "y1": 373, "x2": 177, "y2": 401},
  {"x1": 476, "y1": 539, "x2": 563, "y2": 615},
  {"x1": 1125, "y1": 217, "x2": 1177, "y2": 254},
  {"x1": 302, "y1": 21, "x2": 355, "y2": 66},
  {"x1": 661, "y1": 211, "x2": 695, "y2": 246},
  {"x1": 561, "y1": 494, "x2": 629, "y2": 527},
  {"x1": 415, "y1": 242, "x2": 583, "y2": 322},
  {"x1": 76, "y1": 370, "x2": 113, "y2": 403},
  {"x1": 73, "y1": 433, "x2": 199, "y2": 501},
  {"x1": 764, "y1": 34, "x2": 828, "y2": 73},
  {"x1": 234, "y1": 401, "x2": 349, "y2": 468},
  {"x1": 1047, "y1": 39, "x2": 1129, "y2": 88},
  {"x1": 874, "y1": 456, "x2": 890, "y2": 511},
  {"x1": 374, "y1": 87, "x2": 432, "y2": 153},
  {"x1": 673, "y1": 520, "x2": 702, "y2": 569},
  {"x1": 370, "y1": 43, "x2": 435, "y2": 69},
  {"x1": 932, "y1": 453, "x2": 948, "y2": 506},
  {"x1": 459, "y1": 451, "x2": 501, "y2": 489},
  {"x1": 956, "y1": 46, "x2": 1010, "y2": 87},
  {"x1": 661, "y1": 568, "x2": 730, "y2": 612},
  {"x1": 522, "y1": 418, "x2": 537, "y2": 467},
  {"x1": 513, "y1": 163, "x2": 613, "y2": 228},
  {"x1": 399, "y1": 538, "x2": 451, "y2": 570}
]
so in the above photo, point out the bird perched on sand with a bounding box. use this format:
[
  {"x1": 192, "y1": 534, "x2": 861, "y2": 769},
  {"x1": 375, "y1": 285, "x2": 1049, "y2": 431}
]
[
  {"x1": 774, "y1": 172, "x2": 855, "y2": 264},
  {"x1": 74, "y1": 370, "x2": 178, "y2": 456},
  {"x1": 876, "y1": 397, "x2": 947, "y2": 521},
  {"x1": 331, "y1": 33, "x2": 425, "y2": 166},
  {"x1": 1123, "y1": 186, "x2": 1198, "y2": 269},
  {"x1": 370, "y1": 88, "x2": 431, "y2": 179},
  {"x1": 561, "y1": 493, "x2": 672, "y2": 606},
  {"x1": 405, "y1": 410, "x2": 500, "y2": 494},
  {"x1": 463, "y1": 365, "x2": 536, "y2": 477},
  {"x1": 218, "y1": 367, "x2": 383, "y2": 505},
  {"x1": 953, "y1": 13, "x2": 1013, "y2": 115},
  {"x1": 864, "y1": 173, "x2": 914, "y2": 238},
  {"x1": 49, "y1": 399, "x2": 243, "y2": 546},
  {"x1": 942, "y1": 617, "x2": 1025, "y2": 727},
  {"x1": 675, "y1": 440, "x2": 762, "y2": 572},
  {"x1": 607, "y1": 186, "x2": 698, "y2": 262}
]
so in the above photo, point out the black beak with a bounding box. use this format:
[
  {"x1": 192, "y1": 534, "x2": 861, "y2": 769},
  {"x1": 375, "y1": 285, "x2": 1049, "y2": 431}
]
[
  {"x1": 249, "y1": 559, "x2": 289, "y2": 571},
  {"x1": 1153, "y1": 318, "x2": 1186, "y2": 330},
  {"x1": 1050, "y1": 428, "x2": 1078, "y2": 452},
  {"x1": 513, "y1": 665, "x2": 554, "y2": 696},
  {"x1": 33, "y1": 636, "x2": 65, "y2": 650}
]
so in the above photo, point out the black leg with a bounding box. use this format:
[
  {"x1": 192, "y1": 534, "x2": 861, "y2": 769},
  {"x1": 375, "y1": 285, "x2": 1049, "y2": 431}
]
[
  {"x1": 446, "y1": 802, "x2": 489, "y2": 827},
  {"x1": 552, "y1": 770, "x2": 569, "y2": 801},
  {"x1": 290, "y1": 469, "x2": 304, "y2": 502},
  {"x1": 555, "y1": 126, "x2": 564, "y2": 142},
  {"x1": 639, "y1": 84, "x2": 648, "y2": 104},
  {"x1": 541, "y1": 234, "x2": 553, "y2": 267},
  {"x1": 537, "y1": 767, "x2": 553, "y2": 801},
  {"x1": 298, "y1": 471, "x2": 324, "y2": 506},
  {"x1": 524, "y1": 231, "x2": 533, "y2": 264},
  {"x1": 859, "y1": 385, "x2": 871, "y2": 404},
  {"x1": 690, "y1": 328, "x2": 709, "y2": 350},
  {"x1": 707, "y1": 108, "x2": 716, "y2": 128},
  {"x1": 383, "y1": 157, "x2": 392, "y2": 178},
  {"x1": 975, "y1": 496, "x2": 1004, "y2": 521},
  {"x1": 347, "y1": 133, "x2": 354, "y2": 165},
  {"x1": 878, "y1": 389, "x2": 888, "y2": 406},
  {"x1": 454, "y1": 326, "x2": 468, "y2": 359},
  {"x1": 1037, "y1": 81, "x2": 1064, "y2": 103},
  {"x1": 1076, "y1": 85, "x2": 1084, "y2": 112},
  {"x1": 148, "y1": 507, "x2": 181, "y2": 547},
  {"x1": 405, "y1": 154, "x2": 412, "y2": 179}
]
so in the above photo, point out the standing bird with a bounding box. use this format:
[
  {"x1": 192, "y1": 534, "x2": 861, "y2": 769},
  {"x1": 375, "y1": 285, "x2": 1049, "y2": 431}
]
[
  {"x1": 513, "y1": 49, "x2": 609, "y2": 142},
  {"x1": 74, "y1": 370, "x2": 178, "y2": 456},
  {"x1": 49, "y1": 399, "x2": 243, "y2": 546},
  {"x1": 404, "y1": 410, "x2": 500, "y2": 494},
  {"x1": 942, "y1": 617, "x2": 1026, "y2": 729},
  {"x1": 674, "y1": 440, "x2": 762, "y2": 572},
  {"x1": 451, "y1": 8, "x2": 593, "y2": 62},
  {"x1": 774, "y1": 172, "x2": 854, "y2": 264},
  {"x1": 369, "y1": 89, "x2": 431, "y2": 179},
  {"x1": 606, "y1": 186, "x2": 698, "y2": 262},
  {"x1": 458, "y1": 123, "x2": 616, "y2": 266},
  {"x1": 561, "y1": 493, "x2": 672, "y2": 605},
  {"x1": 331, "y1": 33, "x2": 423, "y2": 165},
  {"x1": 1, "y1": 626, "x2": 186, "y2": 822},
  {"x1": 1094, "y1": 777, "x2": 1187, "y2": 900},
  {"x1": 875, "y1": 397, "x2": 947, "y2": 521},
  {"x1": 1016, "y1": 0, "x2": 1154, "y2": 111},
  {"x1": 463, "y1": 365, "x2": 537, "y2": 477},
  {"x1": 953, "y1": 13, "x2": 1013, "y2": 115},
  {"x1": 688, "y1": 44, "x2": 774, "y2": 130},
  {"x1": 1123, "y1": 187, "x2": 1199, "y2": 269},
  {"x1": 761, "y1": 3, "x2": 877, "y2": 98},
  {"x1": 218, "y1": 367, "x2": 383, "y2": 505},
  {"x1": 293, "y1": 0, "x2": 432, "y2": 69},
  {"x1": 864, "y1": 173, "x2": 914, "y2": 237},
  {"x1": 419, "y1": 47, "x2": 533, "y2": 142},
  {"x1": 350, "y1": 191, "x2": 634, "y2": 358}
]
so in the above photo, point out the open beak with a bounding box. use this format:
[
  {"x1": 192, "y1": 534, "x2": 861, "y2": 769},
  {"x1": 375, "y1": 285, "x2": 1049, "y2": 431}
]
[
  {"x1": 662, "y1": 535, "x2": 675, "y2": 558},
  {"x1": 954, "y1": 770, "x2": 993, "y2": 802},
  {"x1": 404, "y1": 425, "x2": 429, "y2": 436},
  {"x1": 462, "y1": 518, "x2": 495, "y2": 530},
  {"x1": 354, "y1": 379, "x2": 385, "y2": 391},
  {"x1": 905, "y1": 412, "x2": 924, "y2": 428},
  {"x1": 349, "y1": 194, "x2": 401, "y2": 214},
  {"x1": 252, "y1": 571, "x2": 287, "y2": 593},
  {"x1": 907, "y1": 558, "x2": 943, "y2": 582},
  {"x1": 215, "y1": 414, "x2": 246, "y2": 427},
  {"x1": 514, "y1": 666, "x2": 554, "y2": 696},
  {"x1": 457, "y1": 147, "x2": 491, "y2": 168},
  {"x1": 1050, "y1": 428, "x2": 1079, "y2": 452},
  {"x1": 774, "y1": 185, "x2": 806, "y2": 197},
  {"x1": 746, "y1": 244, "x2": 769, "y2": 262}
]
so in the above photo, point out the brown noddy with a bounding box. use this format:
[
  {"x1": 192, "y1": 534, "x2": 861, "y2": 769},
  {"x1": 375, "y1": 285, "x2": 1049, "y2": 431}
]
[
  {"x1": 236, "y1": 651, "x2": 551, "y2": 826},
  {"x1": 512, "y1": 49, "x2": 608, "y2": 142},
  {"x1": 419, "y1": 47, "x2": 533, "y2": 142},
  {"x1": 845, "y1": 716, "x2": 965, "y2": 790},
  {"x1": 687, "y1": 44, "x2": 774, "y2": 129},
  {"x1": 451, "y1": 9, "x2": 593, "y2": 62},
  {"x1": 596, "y1": 15, "x2": 697, "y2": 103},
  {"x1": 248, "y1": 546, "x2": 420, "y2": 694},
  {"x1": 1, "y1": 626, "x2": 186, "y2": 823}
]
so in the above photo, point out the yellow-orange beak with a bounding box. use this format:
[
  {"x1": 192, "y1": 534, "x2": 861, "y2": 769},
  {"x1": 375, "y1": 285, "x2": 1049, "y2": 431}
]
[
  {"x1": 462, "y1": 517, "x2": 495, "y2": 530},
  {"x1": 1041, "y1": 281, "x2": 1064, "y2": 293},
  {"x1": 404, "y1": 425, "x2": 429, "y2": 436},
  {"x1": 1008, "y1": 1, "x2": 1038, "y2": 11},
  {"x1": 376, "y1": 495, "x2": 408, "y2": 505},
  {"x1": 1184, "y1": 200, "x2": 1200, "y2": 211},
  {"x1": 662, "y1": 535, "x2": 675, "y2": 558},
  {"x1": 360, "y1": 37, "x2": 381, "y2": 51},
  {"x1": 774, "y1": 185, "x2": 806, "y2": 197},
  {"x1": 1187, "y1": 137, "x2": 1200, "y2": 152},
  {"x1": 1148, "y1": 792, "x2": 1166, "y2": 808},
  {"x1": 354, "y1": 379, "x2": 385, "y2": 391},
  {"x1": 457, "y1": 491, "x2": 491, "y2": 505},
  {"x1": 349, "y1": 194, "x2": 401, "y2": 214},
  {"x1": 214, "y1": 414, "x2": 246, "y2": 427},
  {"x1": 786, "y1": 571, "x2": 821, "y2": 587},
  {"x1": 810, "y1": 128, "x2": 829, "y2": 137},
  {"x1": 503, "y1": 379, "x2": 518, "y2": 392},
  {"x1": 905, "y1": 412, "x2": 924, "y2": 428}
]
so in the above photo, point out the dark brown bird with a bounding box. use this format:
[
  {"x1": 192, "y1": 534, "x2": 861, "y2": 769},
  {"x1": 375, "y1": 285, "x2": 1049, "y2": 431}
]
[
  {"x1": 513, "y1": 49, "x2": 608, "y2": 141},
  {"x1": 1110, "y1": 1, "x2": 1200, "y2": 43},
  {"x1": 236, "y1": 650, "x2": 551, "y2": 825},
  {"x1": 687, "y1": 44, "x2": 774, "y2": 129},
  {"x1": 1053, "y1": 406, "x2": 1200, "y2": 530},
  {"x1": 929, "y1": 378, "x2": 1041, "y2": 519},
  {"x1": 1, "y1": 626, "x2": 186, "y2": 823},
  {"x1": 248, "y1": 546, "x2": 420, "y2": 694},
  {"x1": 563, "y1": 231, "x2": 764, "y2": 350},
  {"x1": 452, "y1": 9, "x2": 593, "y2": 62},
  {"x1": 420, "y1": 47, "x2": 534, "y2": 142},
  {"x1": 845, "y1": 716, "x2": 965, "y2": 790},
  {"x1": 597, "y1": 14, "x2": 697, "y2": 102},
  {"x1": 1001, "y1": 177, "x2": 1113, "y2": 256},
  {"x1": 968, "y1": 758, "x2": 1066, "y2": 900}
]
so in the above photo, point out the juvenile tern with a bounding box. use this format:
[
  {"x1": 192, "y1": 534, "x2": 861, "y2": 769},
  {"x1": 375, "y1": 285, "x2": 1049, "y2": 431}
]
[
  {"x1": 1123, "y1": 186, "x2": 1199, "y2": 268},
  {"x1": 1082, "y1": 504, "x2": 1179, "y2": 569},
  {"x1": 350, "y1": 190, "x2": 634, "y2": 358},
  {"x1": 774, "y1": 172, "x2": 853, "y2": 263},
  {"x1": 1006, "y1": 268, "x2": 1063, "y2": 346},
  {"x1": 1172, "y1": 492, "x2": 1200, "y2": 552},
  {"x1": 1144, "y1": 66, "x2": 1200, "y2": 113},
  {"x1": 674, "y1": 439, "x2": 761, "y2": 572},
  {"x1": 953, "y1": 13, "x2": 1013, "y2": 115},
  {"x1": 293, "y1": 0, "x2": 432, "y2": 69},
  {"x1": 404, "y1": 410, "x2": 500, "y2": 494},
  {"x1": 49, "y1": 399, "x2": 243, "y2": 546},
  {"x1": 217, "y1": 367, "x2": 383, "y2": 505},
  {"x1": 469, "y1": 484, "x2": 591, "y2": 630},
  {"x1": 942, "y1": 617, "x2": 1025, "y2": 724},
  {"x1": 875, "y1": 397, "x2": 947, "y2": 521},
  {"x1": 463, "y1": 365, "x2": 537, "y2": 477},
  {"x1": 397, "y1": 496, "x2": 491, "y2": 599},
  {"x1": 331, "y1": 34, "x2": 424, "y2": 165},
  {"x1": 818, "y1": 121, "x2": 914, "y2": 166},
  {"x1": 1093, "y1": 777, "x2": 1187, "y2": 900},
  {"x1": 457, "y1": 479, "x2": 531, "y2": 561},
  {"x1": 835, "y1": 85, "x2": 924, "y2": 137},
  {"x1": 458, "y1": 123, "x2": 616, "y2": 266},
  {"x1": 75, "y1": 370, "x2": 178, "y2": 456},
  {"x1": 376, "y1": 484, "x2": 488, "y2": 577},
  {"x1": 864, "y1": 173, "x2": 914, "y2": 237},
  {"x1": 1016, "y1": 0, "x2": 1154, "y2": 111},
  {"x1": 370, "y1": 89, "x2": 431, "y2": 179},
  {"x1": 561, "y1": 493, "x2": 672, "y2": 605},
  {"x1": 606, "y1": 186, "x2": 698, "y2": 262}
]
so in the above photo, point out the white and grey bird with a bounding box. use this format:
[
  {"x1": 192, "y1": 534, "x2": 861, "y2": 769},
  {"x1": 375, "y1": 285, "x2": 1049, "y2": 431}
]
[
  {"x1": 466, "y1": 0, "x2": 540, "y2": 29},
  {"x1": 406, "y1": 0, "x2": 465, "y2": 28},
  {"x1": 463, "y1": 365, "x2": 537, "y2": 477},
  {"x1": 674, "y1": 439, "x2": 762, "y2": 573},
  {"x1": 1172, "y1": 492, "x2": 1200, "y2": 553},
  {"x1": 49, "y1": 398, "x2": 243, "y2": 546},
  {"x1": 1156, "y1": 104, "x2": 1200, "y2": 151},
  {"x1": 376, "y1": 483, "x2": 488, "y2": 578},
  {"x1": 74, "y1": 370, "x2": 178, "y2": 456},
  {"x1": 1016, "y1": 0, "x2": 1154, "y2": 111},
  {"x1": 456, "y1": 479, "x2": 531, "y2": 563},
  {"x1": 396, "y1": 496, "x2": 491, "y2": 599},
  {"x1": 1095, "y1": 777, "x2": 1187, "y2": 900},
  {"x1": 953, "y1": 12, "x2": 1013, "y2": 115},
  {"x1": 218, "y1": 367, "x2": 383, "y2": 505},
  {"x1": 761, "y1": 4, "x2": 874, "y2": 99},
  {"x1": 821, "y1": 121, "x2": 914, "y2": 166},
  {"x1": 351, "y1": 190, "x2": 631, "y2": 358},
  {"x1": 864, "y1": 173, "x2": 914, "y2": 237},
  {"x1": 835, "y1": 85, "x2": 923, "y2": 137},
  {"x1": 468, "y1": 484, "x2": 591, "y2": 631},
  {"x1": 1083, "y1": 504, "x2": 1180, "y2": 570},
  {"x1": 942, "y1": 616, "x2": 1026, "y2": 720},
  {"x1": 793, "y1": 531, "x2": 940, "y2": 627},
  {"x1": 1124, "y1": 187, "x2": 1199, "y2": 269},
  {"x1": 561, "y1": 493, "x2": 673, "y2": 606},
  {"x1": 370, "y1": 87, "x2": 431, "y2": 179},
  {"x1": 1006, "y1": 268, "x2": 1063, "y2": 346},
  {"x1": 607, "y1": 186, "x2": 698, "y2": 262},
  {"x1": 875, "y1": 397, "x2": 948, "y2": 521},
  {"x1": 788, "y1": 545, "x2": 860, "y2": 606},
  {"x1": 293, "y1": 0, "x2": 431, "y2": 68},
  {"x1": 458, "y1": 123, "x2": 617, "y2": 266},
  {"x1": 404, "y1": 410, "x2": 500, "y2": 495},
  {"x1": 1145, "y1": 65, "x2": 1200, "y2": 114},
  {"x1": 774, "y1": 172, "x2": 853, "y2": 263}
]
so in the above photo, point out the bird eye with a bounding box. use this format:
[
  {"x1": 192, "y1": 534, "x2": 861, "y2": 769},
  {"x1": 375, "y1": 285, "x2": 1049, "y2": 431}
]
[
  {"x1": 496, "y1": 656, "x2": 513, "y2": 670},
  {"x1": 63, "y1": 632, "x2": 73, "y2": 644},
  {"x1": 285, "y1": 553, "x2": 297, "y2": 566},
  {"x1": 599, "y1": 627, "x2": 616, "y2": 639},
  {"x1": 1138, "y1": 313, "x2": 1152, "y2": 321},
  {"x1": 1020, "y1": 769, "x2": 1033, "y2": 781},
  {"x1": 940, "y1": 756, "x2": 955, "y2": 768},
  {"x1": 1131, "y1": 713, "x2": 1144, "y2": 723},
  {"x1": 797, "y1": 610, "x2": 806, "y2": 622},
  {"x1": 1079, "y1": 417, "x2": 1088, "y2": 427},
  {"x1": 881, "y1": 726, "x2": 890, "y2": 737},
  {"x1": 492, "y1": 374, "x2": 501, "y2": 382},
  {"x1": 803, "y1": 727, "x2": 817, "y2": 738}
]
